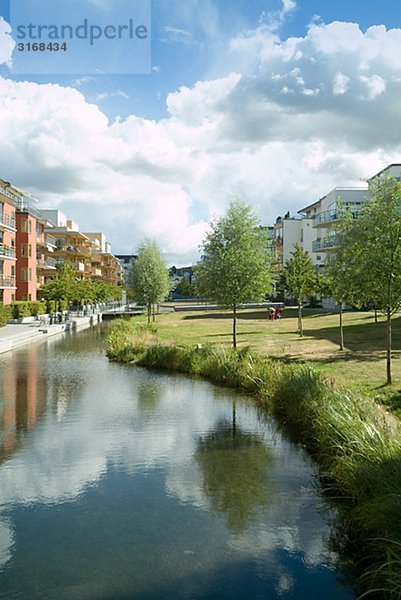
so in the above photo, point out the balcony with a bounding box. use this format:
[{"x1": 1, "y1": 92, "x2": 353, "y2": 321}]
[
  {"x1": 312, "y1": 237, "x2": 338, "y2": 252},
  {"x1": 46, "y1": 235, "x2": 57, "y2": 248},
  {"x1": 0, "y1": 186, "x2": 18, "y2": 205},
  {"x1": 0, "y1": 244, "x2": 16, "y2": 259},
  {"x1": 38, "y1": 257, "x2": 58, "y2": 270},
  {"x1": 0, "y1": 275, "x2": 16, "y2": 288},
  {"x1": 313, "y1": 209, "x2": 360, "y2": 228},
  {"x1": 92, "y1": 268, "x2": 102, "y2": 277},
  {"x1": 0, "y1": 212, "x2": 16, "y2": 232},
  {"x1": 17, "y1": 199, "x2": 44, "y2": 220}
]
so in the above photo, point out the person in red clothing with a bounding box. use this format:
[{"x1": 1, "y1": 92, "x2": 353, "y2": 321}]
[{"x1": 274, "y1": 306, "x2": 282, "y2": 319}]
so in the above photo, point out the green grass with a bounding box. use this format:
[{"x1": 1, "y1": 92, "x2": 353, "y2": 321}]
[{"x1": 137, "y1": 307, "x2": 401, "y2": 397}]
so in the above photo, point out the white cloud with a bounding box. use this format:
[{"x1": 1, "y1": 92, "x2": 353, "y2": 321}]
[
  {"x1": 360, "y1": 74, "x2": 386, "y2": 99},
  {"x1": 0, "y1": 19, "x2": 400, "y2": 262},
  {"x1": 0, "y1": 17, "x2": 15, "y2": 67},
  {"x1": 162, "y1": 25, "x2": 196, "y2": 45},
  {"x1": 333, "y1": 71, "x2": 350, "y2": 95},
  {"x1": 94, "y1": 89, "x2": 129, "y2": 102}
]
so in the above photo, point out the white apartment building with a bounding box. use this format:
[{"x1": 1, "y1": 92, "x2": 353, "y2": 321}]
[{"x1": 298, "y1": 187, "x2": 369, "y2": 266}]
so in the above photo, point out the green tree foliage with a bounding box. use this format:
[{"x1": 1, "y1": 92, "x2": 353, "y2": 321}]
[
  {"x1": 41, "y1": 261, "x2": 76, "y2": 311},
  {"x1": 320, "y1": 218, "x2": 360, "y2": 351},
  {"x1": 335, "y1": 177, "x2": 401, "y2": 384},
  {"x1": 284, "y1": 244, "x2": 316, "y2": 337},
  {"x1": 41, "y1": 262, "x2": 120, "y2": 312},
  {"x1": 174, "y1": 277, "x2": 197, "y2": 299},
  {"x1": 128, "y1": 239, "x2": 170, "y2": 324},
  {"x1": 196, "y1": 199, "x2": 273, "y2": 348}
]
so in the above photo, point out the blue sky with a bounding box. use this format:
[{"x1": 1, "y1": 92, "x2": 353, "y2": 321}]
[
  {"x1": 3, "y1": 0, "x2": 400, "y2": 120},
  {"x1": 0, "y1": 0, "x2": 400, "y2": 263}
]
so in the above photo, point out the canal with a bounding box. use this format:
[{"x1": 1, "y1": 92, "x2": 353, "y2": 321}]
[{"x1": 0, "y1": 325, "x2": 355, "y2": 599}]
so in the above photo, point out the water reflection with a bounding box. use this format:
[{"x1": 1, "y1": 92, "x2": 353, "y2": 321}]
[
  {"x1": 196, "y1": 420, "x2": 273, "y2": 533},
  {"x1": 0, "y1": 326, "x2": 355, "y2": 599}
]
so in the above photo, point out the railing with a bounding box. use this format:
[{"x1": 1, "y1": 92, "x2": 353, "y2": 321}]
[
  {"x1": 312, "y1": 237, "x2": 338, "y2": 252},
  {"x1": 0, "y1": 212, "x2": 16, "y2": 231},
  {"x1": 0, "y1": 276, "x2": 16, "y2": 287},
  {"x1": 46, "y1": 235, "x2": 57, "y2": 247},
  {"x1": 0, "y1": 186, "x2": 18, "y2": 205},
  {"x1": 17, "y1": 199, "x2": 44, "y2": 220},
  {"x1": 0, "y1": 243, "x2": 16, "y2": 258},
  {"x1": 38, "y1": 257, "x2": 58, "y2": 269},
  {"x1": 314, "y1": 209, "x2": 360, "y2": 226}
]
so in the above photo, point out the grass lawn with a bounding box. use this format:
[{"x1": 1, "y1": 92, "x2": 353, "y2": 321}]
[{"x1": 142, "y1": 306, "x2": 401, "y2": 404}]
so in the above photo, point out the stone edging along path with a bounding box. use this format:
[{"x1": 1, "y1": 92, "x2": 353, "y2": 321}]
[{"x1": 0, "y1": 314, "x2": 102, "y2": 355}]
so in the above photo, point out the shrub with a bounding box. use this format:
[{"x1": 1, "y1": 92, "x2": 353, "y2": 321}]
[
  {"x1": 0, "y1": 304, "x2": 12, "y2": 327},
  {"x1": 11, "y1": 301, "x2": 46, "y2": 319}
]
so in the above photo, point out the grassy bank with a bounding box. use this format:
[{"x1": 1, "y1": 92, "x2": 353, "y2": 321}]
[{"x1": 107, "y1": 318, "x2": 401, "y2": 598}]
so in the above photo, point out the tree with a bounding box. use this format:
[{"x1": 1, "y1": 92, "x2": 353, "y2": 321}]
[
  {"x1": 41, "y1": 261, "x2": 76, "y2": 312},
  {"x1": 335, "y1": 177, "x2": 401, "y2": 384},
  {"x1": 196, "y1": 199, "x2": 273, "y2": 348},
  {"x1": 128, "y1": 239, "x2": 170, "y2": 324},
  {"x1": 284, "y1": 244, "x2": 316, "y2": 337},
  {"x1": 320, "y1": 217, "x2": 360, "y2": 351}
]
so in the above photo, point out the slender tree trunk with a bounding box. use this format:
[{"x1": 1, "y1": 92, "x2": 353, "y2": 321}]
[
  {"x1": 147, "y1": 302, "x2": 151, "y2": 325},
  {"x1": 152, "y1": 303, "x2": 156, "y2": 322},
  {"x1": 374, "y1": 308, "x2": 378, "y2": 324},
  {"x1": 387, "y1": 308, "x2": 392, "y2": 385},
  {"x1": 339, "y1": 302, "x2": 344, "y2": 351},
  {"x1": 298, "y1": 302, "x2": 303, "y2": 337},
  {"x1": 233, "y1": 304, "x2": 237, "y2": 349},
  {"x1": 232, "y1": 398, "x2": 236, "y2": 438}
]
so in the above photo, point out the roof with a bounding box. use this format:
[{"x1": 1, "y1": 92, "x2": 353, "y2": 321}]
[{"x1": 368, "y1": 163, "x2": 401, "y2": 180}]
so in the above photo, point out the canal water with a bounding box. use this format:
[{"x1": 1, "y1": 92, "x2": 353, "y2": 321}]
[{"x1": 0, "y1": 325, "x2": 355, "y2": 600}]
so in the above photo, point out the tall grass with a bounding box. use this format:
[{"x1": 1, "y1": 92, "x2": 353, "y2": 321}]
[{"x1": 107, "y1": 319, "x2": 401, "y2": 598}]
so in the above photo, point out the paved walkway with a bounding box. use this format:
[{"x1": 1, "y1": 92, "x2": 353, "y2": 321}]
[{"x1": 0, "y1": 315, "x2": 101, "y2": 354}]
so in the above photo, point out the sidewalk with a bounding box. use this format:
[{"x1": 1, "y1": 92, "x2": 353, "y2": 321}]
[{"x1": 0, "y1": 314, "x2": 102, "y2": 354}]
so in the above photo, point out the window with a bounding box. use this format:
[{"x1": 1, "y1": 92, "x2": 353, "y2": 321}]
[
  {"x1": 0, "y1": 261, "x2": 3, "y2": 275},
  {"x1": 11, "y1": 265, "x2": 14, "y2": 276},
  {"x1": 21, "y1": 244, "x2": 32, "y2": 258},
  {"x1": 21, "y1": 268, "x2": 32, "y2": 281},
  {"x1": 21, "y1": 219, "x2": 31, "y2": 233}
]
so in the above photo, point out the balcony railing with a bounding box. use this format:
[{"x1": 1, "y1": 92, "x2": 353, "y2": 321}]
[
  {"x1": 17, "y1": 199, "x2": 44, "y2": 220},
  {"x1": 0, "y1": 186, "x2": 18, "y2": 205},
  {"x1": 0, "y1": 212, "x2": 16, "y2": 231},
  {"x1": 46, "y1": 235, "x2": 57, "y2": 247},
  {"x1": 0, "y1": 275, "x2": 16, "y2": 288},
  {"x1": 0, "y1": 244, "x2": 16, "y2": 259},
  {"x1": 38, "y1": 257, "x2": 58, "y2": 269},
  {"x1": 312, "y1": 237, "x2": 338, "y2": 252},
  {"x1": 314, "y1": 209, "x2": 360, "y2": 227}
]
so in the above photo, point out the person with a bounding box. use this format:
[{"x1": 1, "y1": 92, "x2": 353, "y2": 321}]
[
  {"x1": 269, "y1": 307, "x2": 275, "y2": 320},
  {"x1": 275, "y1": 306, "x2": 282, "y2": 319}
]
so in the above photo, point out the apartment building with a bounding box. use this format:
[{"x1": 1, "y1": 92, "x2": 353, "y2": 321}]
[
  {"x1": 85, "y1": 233, "x2": 123, "y2": 285},
  {"x1": 0, "y1": 181, "x2": 123, "y2": 305},
  {"x1": 42, "y1": 210, "x2": 93, "y2": 281},
  {"x1": 273, "y1": 212, "x2": 315, "y2": 268},
  {"x1": 0, "y1": 180, "x2": 18, "y2": 304}
]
